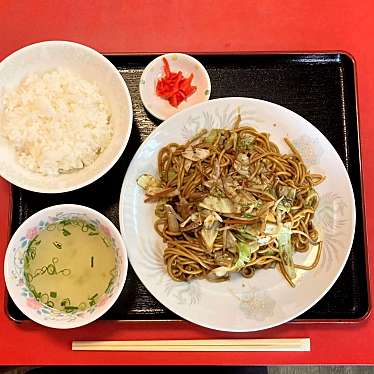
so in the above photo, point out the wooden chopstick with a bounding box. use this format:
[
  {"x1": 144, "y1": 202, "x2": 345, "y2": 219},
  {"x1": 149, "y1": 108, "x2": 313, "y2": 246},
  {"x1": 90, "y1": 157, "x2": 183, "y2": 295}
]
[{"x1": 72, "y1": 338, "x2": 310, "y2": 352}]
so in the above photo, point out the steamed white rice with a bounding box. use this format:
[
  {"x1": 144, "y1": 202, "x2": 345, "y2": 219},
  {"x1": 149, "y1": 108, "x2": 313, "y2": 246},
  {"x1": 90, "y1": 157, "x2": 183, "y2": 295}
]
[{"x1": 1, "y1": 68, "x2": 112, "y2": 176}]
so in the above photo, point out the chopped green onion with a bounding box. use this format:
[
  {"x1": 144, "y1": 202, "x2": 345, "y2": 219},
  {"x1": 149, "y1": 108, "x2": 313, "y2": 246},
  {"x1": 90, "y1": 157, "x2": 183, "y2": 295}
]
[
  {"x1": 91, "y1": 256, "x2": 94, "y2": 268},
  {"x1": 60, "y1": 219, "x2": 72, "y2": 226},
  {"x1": 101, "y1": 237, "x2": 110, "y2": 247},
  {"x1": 78, "y1": 302, "x2": 87, "y2": 310},
  {"x1": 52, "y1": 241, "x2": 62, "y2": 249},
  {"x1": 47, "y1": 264, "x2": 57, "y2": 275},
  {"x1": 40, "y1": 293, "x2": 49, "y2": 304},
  {"x1": 58, "y1": 268, "x2": 71, "y2": 276},
  {"x1": 64, "y1": 306, "x2": 78, "y2": 313},
  {"x1": 24, "y1": 272, "x2": 33, "y2": 283},
  {"x1": 89, "y1": 293, "x2": 98, "y2": 300},
  {"x1": 50, "y1": 291, "x2": 57, "y2": 298},
  {"x1": 62, "y1": 228, "x2": 71, "y2": 236},
  {"x1": 88, "y1": 293, "x2": 98, "y2": 306},
  {"x1": 61, "y1": 298, "x2": 71, "y2": 307}
]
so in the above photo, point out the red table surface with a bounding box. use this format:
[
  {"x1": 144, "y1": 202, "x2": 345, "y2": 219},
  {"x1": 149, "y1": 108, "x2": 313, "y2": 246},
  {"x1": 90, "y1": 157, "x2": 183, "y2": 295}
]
[{"x1": 1, "y1": 0, "x2": 374, "y2": 366}]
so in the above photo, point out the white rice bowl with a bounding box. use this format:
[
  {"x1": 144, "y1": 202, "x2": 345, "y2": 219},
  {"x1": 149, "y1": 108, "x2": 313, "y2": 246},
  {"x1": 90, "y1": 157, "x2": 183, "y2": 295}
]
[{"x1": 0, "y1": 41, "x2": 133, "y2": 193}]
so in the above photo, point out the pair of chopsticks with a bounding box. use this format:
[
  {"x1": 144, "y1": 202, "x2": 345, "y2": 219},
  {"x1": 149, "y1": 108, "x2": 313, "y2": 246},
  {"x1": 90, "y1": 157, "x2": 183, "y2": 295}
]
[{"x1": 72, "y1": 338, "x2": 310, "y2": 352}]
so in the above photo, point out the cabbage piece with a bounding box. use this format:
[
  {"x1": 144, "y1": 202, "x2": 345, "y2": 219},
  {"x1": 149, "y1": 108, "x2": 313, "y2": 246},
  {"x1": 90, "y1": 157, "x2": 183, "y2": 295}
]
[
  {"x1": 222, "y1": 177, "x2": 257, "y2": 208},
  {"x1": 144, "y1": 187, "x2": 179, "y2": 200},
  {"x1": 180, "y1": 212, "x2": 202, "y2": 227},
  {"x1": 214, "y1": 251, "x2": 235, "y2": 267},
  {"x1": 211, "y1": 211, "x2": 223, "y2": 222},
  {"x1": 136, "y1": 174, "x2": 160, "y2": 192},
  {"x1": 233, "y1": 153, "x2": 250, "y2": 176},
  {"x1": 160, "y1": 169, "x2": 177, "y2": 183},
  {"x1": 222, "y1": 177, "x2": 239, "y2": 196},
  {"x1": 210, "y1": 241, "x2": 258, "y2": 277},
  {"x1": 223, "y1": 230, "x2": 237, "y2": 251},
  {"x1": 189, "y1": 130, "x2": 207, "y2": 147},
  {"x1": 201, "y1": 214, "x2": 220, "y2": 251},
  {"x1": 155, "y1": 198, "x2": 168, "y2": 218},
  {"x1": 237, "y1": 133, "x2": 255, "y2": 151},
  {"x1": 304, "y1": 188, "x2": 318, "y2": 208},
  {"x1": 165, "y1": 204, "x2": 180, "y2": 233},
  {"x1": 278, "y1": 186, "x2": 296, "y2": 201},
  {"x1": 243, "y1": 200, "x2": 261, "y2": 218},
  {"x1": 241, "y1": 221, "x2": 264, "y2": 237},
  {"x1": 212, "y1": 160, "x2": 221, "y2": 180},
  {"x1": 235, "y1": 222, "x2": 280, "y2": 246},
  {"x1": 210, "y1": 185, "x2": 226, "y2": 198},
  {"x1": 205, "y1": 129, "x2": 220, "y2": 144},
  {"x1": 224, "y1": 131, "x2": 238, "y2": 151},
  {"x1": 175, "y1": 197, "x2": 194, "y2": 220},
  {"x1": 199, "y1": 196, "x2": 241, "y2": 214},
  {"x1": 277, "y1": 199, "x2": 291, "y2": 213},
  {"x1": 236, "y1": 225, "x2": 274, "y2": 246},
  {"x1": 244, "y1": 200, "x2": 272, "y2": 218},
  {"x1": 235, "y1": 241, "x2": 253, "y2": 268},
  {"x1": 205, "y1": 177, "x2": 224, "y2": 194},
  {"x1": 264, "y1": 223, "x2": 278, "y2": 235},
  {"x1": 236, "y1": 226, "x2": 257, "y2": 242},
  {"x1": 257, "y1": 236, "x2": 272, "y2": 246},
  {"x1": 265, "y1": 187, "x2": 277, "y2": 199},
  {"x1": 254, "y1": 201, "x2": 275, "y2": 220},
  {"x1": 277, "y1": 186, "x2": 297, "y2": 213},
  {"x1": 180, "y1": 212, "x2": 203, "y2": 232},
  {"x1": 184, "y1": 159, "x2": 193, "y2": 173},
  {"x1": 233, "y1": 113, "x2": 241, "y2": 129},
  {"x1": 277, "y1": 223, "x2": 296, "y2": 279},
  {"x1": 182, "y1": 147, "x2": 210, "y2": 161}
]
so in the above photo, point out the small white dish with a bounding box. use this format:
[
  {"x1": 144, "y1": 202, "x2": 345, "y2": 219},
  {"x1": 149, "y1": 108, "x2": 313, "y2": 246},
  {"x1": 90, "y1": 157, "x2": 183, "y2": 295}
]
[
  {"x1": 0, "y1": 41, "x2": 133, "y2": 193},
  {"x1": 139, "y1": 53, "x2": 211, "y2": 120},
  {"x1": 4, "y1": 204, "x2": 128, "y2": 329}
]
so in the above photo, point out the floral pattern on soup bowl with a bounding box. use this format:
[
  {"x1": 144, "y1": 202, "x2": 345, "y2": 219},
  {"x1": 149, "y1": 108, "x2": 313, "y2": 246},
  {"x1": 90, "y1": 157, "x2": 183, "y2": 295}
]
[{"x1": 4, "y1": 204, "x2": 128, "y2": 329}]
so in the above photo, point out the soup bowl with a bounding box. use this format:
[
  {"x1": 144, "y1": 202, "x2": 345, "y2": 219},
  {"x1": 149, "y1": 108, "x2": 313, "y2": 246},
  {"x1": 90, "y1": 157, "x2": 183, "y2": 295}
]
[{"x1": 4, "y1": 204, "x2": 128, "y2": 329}]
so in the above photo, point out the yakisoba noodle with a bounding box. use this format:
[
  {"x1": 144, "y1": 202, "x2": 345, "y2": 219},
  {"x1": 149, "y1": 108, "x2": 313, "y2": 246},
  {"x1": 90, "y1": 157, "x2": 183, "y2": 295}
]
[{"x1": 137, "y1": 116, "x2": 325, "y2": 287}]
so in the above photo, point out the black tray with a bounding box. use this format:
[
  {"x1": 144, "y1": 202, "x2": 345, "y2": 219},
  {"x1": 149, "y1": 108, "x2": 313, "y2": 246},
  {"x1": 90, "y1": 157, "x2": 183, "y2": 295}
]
[{"x1": 7, "y1": 53, "x2": 369, "y2": 323}]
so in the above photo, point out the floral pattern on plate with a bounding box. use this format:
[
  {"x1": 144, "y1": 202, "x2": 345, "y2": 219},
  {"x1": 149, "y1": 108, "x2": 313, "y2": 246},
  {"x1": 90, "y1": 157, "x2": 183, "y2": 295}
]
[{"x1": 120, "y1": 97, "x2": 355, "y2": 332}]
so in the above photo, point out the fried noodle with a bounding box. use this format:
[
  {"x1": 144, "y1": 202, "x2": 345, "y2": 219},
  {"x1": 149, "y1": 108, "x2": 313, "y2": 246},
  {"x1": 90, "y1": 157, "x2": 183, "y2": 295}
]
[{"x1": 138, "y1": 117, "x2": 325, "y2": 287}]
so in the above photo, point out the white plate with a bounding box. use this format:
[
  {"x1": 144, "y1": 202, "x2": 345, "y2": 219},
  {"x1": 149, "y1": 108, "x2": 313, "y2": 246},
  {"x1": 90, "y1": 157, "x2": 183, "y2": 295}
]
[
  {"x1": 139, "y1": 53, "x2": 211, "y2": 120},
  {"x1": 119, "y1": 97, "x2": 355, "y2": 332}
]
